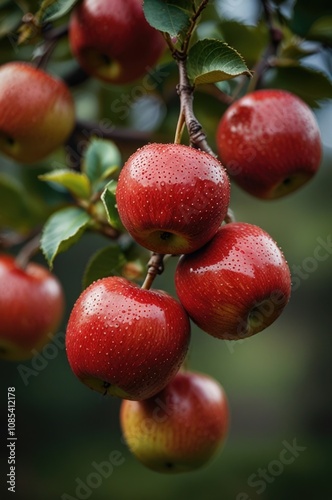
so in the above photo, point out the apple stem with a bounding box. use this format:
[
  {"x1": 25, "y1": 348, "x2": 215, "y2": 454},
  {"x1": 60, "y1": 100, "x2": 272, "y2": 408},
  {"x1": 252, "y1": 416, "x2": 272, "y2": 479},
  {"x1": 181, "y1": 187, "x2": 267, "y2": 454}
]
[
  {"x1": 224, "y1": 208, "x2": 236, "y2": 224},
  {"x1": 15, "y1": 233, "x2": 41, "y2": 270},
  {"x1": 0, "y1": 230, "x2": 31, "y2": 249},
  {"x1": 174, "y1": 110, "x2": 186, "y2": 144},
  {"x1": 141, "y1": 253, "x2": 165, "y2": 290}
]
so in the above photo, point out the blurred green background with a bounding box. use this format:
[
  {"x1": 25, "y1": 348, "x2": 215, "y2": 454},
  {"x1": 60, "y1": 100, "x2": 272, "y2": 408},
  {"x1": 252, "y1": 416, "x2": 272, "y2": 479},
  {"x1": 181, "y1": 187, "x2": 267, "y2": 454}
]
[{"x1": 1, "y1": 0, "x2": 332, "y2": 499}]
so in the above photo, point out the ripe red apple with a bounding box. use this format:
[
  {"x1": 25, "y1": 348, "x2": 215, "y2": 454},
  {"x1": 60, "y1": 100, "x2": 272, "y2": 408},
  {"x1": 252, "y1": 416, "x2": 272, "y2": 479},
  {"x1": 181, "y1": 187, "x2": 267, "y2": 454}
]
[
  {"x1": 175, "y1": 222, "x2": 291, "y2": 340},
  {"x1": 68, "y1": 0, "x2": 166, "y2": 85},
  {"x1": 0, "y1": 254, "x2": 65, "y2": 361},
  {"x1": 120, "y1": 370, "x2": 229, "y2": 473},
  {"x1": 116, "y1": 143, "x2": 231, "y2": 255},
  {"x1": 0, "y1": 62, "x2": 75, "y2": 164},
  {"x1": 65, "y1": 277, "x2": 191, "y2": 400},
  {"x1": 216, "y1": 89, "x2": 322, "y2": 199}
]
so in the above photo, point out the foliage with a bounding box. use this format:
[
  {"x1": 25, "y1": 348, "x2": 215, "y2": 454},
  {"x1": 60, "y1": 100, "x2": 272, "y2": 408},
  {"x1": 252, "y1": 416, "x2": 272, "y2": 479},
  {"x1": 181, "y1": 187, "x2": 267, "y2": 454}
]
[{"x1": 1, "y1": 0, "x2": 331, "y2": 278}]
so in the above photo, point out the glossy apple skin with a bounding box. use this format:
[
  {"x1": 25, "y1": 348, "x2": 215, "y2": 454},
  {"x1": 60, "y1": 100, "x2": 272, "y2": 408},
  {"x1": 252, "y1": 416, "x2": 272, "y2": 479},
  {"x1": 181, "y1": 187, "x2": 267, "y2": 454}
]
[
  {"x1": 175, "y1": 222, "x2": 291, "y2": 340},
  {"x1": 120, "y1": 370, "x2": 229, "y2": 473},
  {"x1": 0, "y1": 254, "x2": 65, "y2": 361},
  {"x1": 116, "y1": 143, "x2": 231, "y2": 255},
  {"x1": 65, "y1": 277, "x2": 191, "y2": 400},
  {"x1": 216, "y1": 89, "x2": 322, "y2": 199},
  {"x1": 0, "y1": 62, "x2": 75, "y2": 164},
  {"x1": 69, "y1": 0, "x2": 166, "y2": 85}
]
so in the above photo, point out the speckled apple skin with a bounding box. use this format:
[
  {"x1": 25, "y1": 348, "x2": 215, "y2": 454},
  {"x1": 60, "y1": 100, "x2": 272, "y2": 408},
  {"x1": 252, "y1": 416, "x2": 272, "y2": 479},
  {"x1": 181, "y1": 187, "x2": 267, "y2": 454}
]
[
  {"x1": 175, "y1": 222, "x2": 291, "y2": 340},
  {"x1": 120, "y1": 370, "x2": 229, "y2": 473},
  {"x1": 116, "y1": 143, "x2": 231, "y2": 255},
  {"x1": 69, "y1": 0, "x2": 166, "y2": 84},
  {"x1": 65, "y1": 277, "x2": 191, "y2": 400},
  {"x1": 216, "y1": 89, "x2": 322, "y2": 199},
  {"x1": 0, "y1": 62, "x2": 75, "y2": 163},
  {"x1": 0, "y1": 254, "x2": 65, "y2": 361}
]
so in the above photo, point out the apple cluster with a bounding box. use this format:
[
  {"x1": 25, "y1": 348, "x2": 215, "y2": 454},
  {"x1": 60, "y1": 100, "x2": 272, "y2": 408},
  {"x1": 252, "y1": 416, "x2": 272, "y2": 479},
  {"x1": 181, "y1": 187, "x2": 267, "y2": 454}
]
[
  {"x1": 0, "y1": 0, "x2": 324, "y2": 476},
  {"x1": 64, "y1": 76, "x2": 323, "y2": 473},
  {"x1": 65, "y1": 138, "x2": 296, "y2": 471}
]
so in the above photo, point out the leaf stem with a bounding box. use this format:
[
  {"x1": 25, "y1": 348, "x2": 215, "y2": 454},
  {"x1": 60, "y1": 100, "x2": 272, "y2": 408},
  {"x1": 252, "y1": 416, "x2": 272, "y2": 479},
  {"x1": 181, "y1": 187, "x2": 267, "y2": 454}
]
[{"x1": 77, "y1": 200, "x2": 121, "y2": 240}]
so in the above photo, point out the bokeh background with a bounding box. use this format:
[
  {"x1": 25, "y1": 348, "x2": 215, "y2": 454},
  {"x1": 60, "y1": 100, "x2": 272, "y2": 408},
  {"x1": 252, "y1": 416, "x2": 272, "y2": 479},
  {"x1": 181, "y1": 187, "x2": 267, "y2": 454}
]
[{"x1": 1, "y1": 0, "x2": 332, "y2": 499}]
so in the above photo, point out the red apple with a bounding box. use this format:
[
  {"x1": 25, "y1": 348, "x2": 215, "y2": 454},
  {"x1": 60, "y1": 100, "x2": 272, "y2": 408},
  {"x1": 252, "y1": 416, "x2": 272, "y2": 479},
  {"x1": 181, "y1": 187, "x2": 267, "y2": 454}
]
[
  {"x1": 116, "y1": 143, "x2": 231, "y2": 255},
  {"x1": 0, "y1": 62, "x2": 75, "y2": 164},
  {"x1": 68, "y1": 0, "x2": 166, "y2": 85},
  {"x1": 216, "y1": 89, "x2": 322, "y2": 199},
  {"x1": 0, "y1": 254, "x2": 65, "y2": 361},
  {"x1": 120, "y1": 370, "x2": 229, "y2": 473},
  {"x1": 65, "y1": 277, "x2": 191, "y2": 400},
  {"x1": 175, "y1": 222, "x2": 291, "y2": 340}
]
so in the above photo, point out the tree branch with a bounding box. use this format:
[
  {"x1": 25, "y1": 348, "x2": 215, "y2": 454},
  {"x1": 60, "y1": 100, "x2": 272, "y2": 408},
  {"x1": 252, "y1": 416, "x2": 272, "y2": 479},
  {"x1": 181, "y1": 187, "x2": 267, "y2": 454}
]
[
  {"x1": 176, "y1": 58, "x2": 216, "y2": 155},
  {"x1": 141, "y1": 253, "x2": 165, "y2": 290}
]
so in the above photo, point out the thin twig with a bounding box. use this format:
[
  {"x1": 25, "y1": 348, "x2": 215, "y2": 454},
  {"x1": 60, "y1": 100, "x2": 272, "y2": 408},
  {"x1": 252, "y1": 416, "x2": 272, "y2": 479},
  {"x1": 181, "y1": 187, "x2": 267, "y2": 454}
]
[
  {"x1": 15, "y1": 233, "x2": 41, "y2": 269},
  {"x1": 248, "y1": 0, "x2": 283, "y2": 92},
  {"x1": 141, "y1": 253, "x2": 165, "y2": 290},
  {"x1": 181, "y1": 0, "x2": 209, "y2": 54}
]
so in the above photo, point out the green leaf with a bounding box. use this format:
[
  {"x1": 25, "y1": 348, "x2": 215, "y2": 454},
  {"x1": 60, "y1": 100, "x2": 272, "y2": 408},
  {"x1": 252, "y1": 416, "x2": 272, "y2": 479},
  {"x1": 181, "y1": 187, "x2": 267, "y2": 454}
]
[
  {"x1": 0, "y1": 174, "x2": 43, "y2": 233},
  {"x1": 187, "y1": 39, "x2": 251, "y2": 85},
  {"x1": 143, "y1": 0, "x2": 192, "y2": 37},
  {"x1": 307, "y1": 16, "x2": 332, "y2": 44},
  {"x1": 41, "y1": 207, "x2": 91, "y2": 268},
  {"x1": 101, "y1": 181, "x2": 124, "y2": 231},
  {"x1": 264, "y1": 65, "x2": 332, "y2": 107},
  {"x1": 39, "y1": 169, "x2": 91, "y2": 200},
  {"x1": 281, "y1": 36, "x2": 318, "y2": 60},
  {"x1": 82, "y1": 246, "x2": 127, "y2": 289},
  {"x1": 82, "y1": 139, "x2": 121, "y2": 192},
  {"x1": 38, "y1": 0, "x2": 79, "y2": 23}
]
